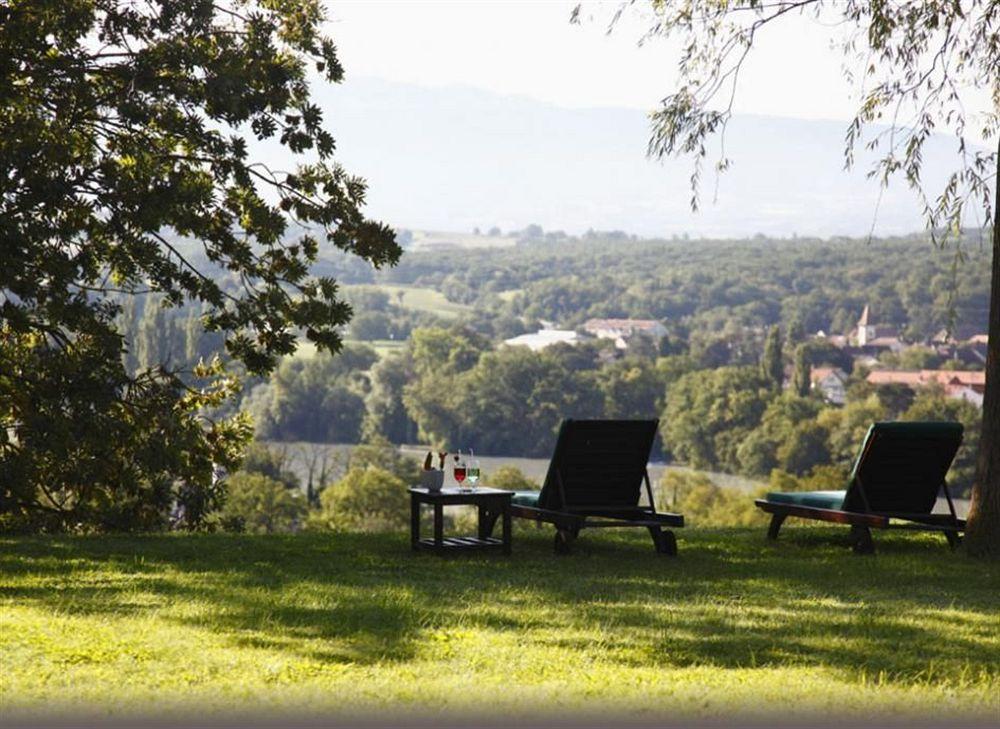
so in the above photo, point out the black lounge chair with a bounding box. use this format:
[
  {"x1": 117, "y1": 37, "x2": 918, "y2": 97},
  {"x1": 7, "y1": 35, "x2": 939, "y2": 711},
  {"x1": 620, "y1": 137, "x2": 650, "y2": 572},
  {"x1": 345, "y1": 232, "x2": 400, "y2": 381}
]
[
  {"x1": 507, "y1": 419, "x2": 684, "y2": 555},
  {"x1": 755, "y1": 421, "x2": 966, "y2": 554}
]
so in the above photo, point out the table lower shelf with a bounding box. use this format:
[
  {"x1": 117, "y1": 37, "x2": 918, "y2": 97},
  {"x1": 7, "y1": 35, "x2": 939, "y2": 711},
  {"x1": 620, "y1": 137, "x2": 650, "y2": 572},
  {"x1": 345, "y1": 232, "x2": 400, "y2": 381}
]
[{"x1": 417, "y1": 536, "x2": 504, "y2": 551}]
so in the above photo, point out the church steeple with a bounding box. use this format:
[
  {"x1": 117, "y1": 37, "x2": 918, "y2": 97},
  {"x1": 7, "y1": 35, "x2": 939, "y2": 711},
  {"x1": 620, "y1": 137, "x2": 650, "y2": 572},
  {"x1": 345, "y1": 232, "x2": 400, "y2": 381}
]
[
  {"x1": 856, "y1": 305, "x2": 874, "y2": 345},
  {"x1": 858, "y1": 305, "x2": 870, "y2": 328}
]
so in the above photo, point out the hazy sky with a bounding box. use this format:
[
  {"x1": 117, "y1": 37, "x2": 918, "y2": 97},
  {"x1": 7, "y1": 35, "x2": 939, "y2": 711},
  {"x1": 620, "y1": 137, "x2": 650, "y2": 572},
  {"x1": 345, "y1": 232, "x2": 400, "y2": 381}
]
[
  {"x1": 328, "y1": 0, "x2": 992, "y2": 136},
  {"x1": 296, "y1": 1, "x2": 994, "y2": 236}
]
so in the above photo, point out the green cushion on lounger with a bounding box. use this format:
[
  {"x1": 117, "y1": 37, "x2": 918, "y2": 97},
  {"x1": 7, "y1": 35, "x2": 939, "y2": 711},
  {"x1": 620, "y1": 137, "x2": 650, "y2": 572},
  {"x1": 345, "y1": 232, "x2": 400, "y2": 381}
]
[
  {"x1": 511, "y1": 490, "x2": 541, "y2": 507},
  {"x1": 765, "y1": 490, "x2": 847, "y2": 510}
]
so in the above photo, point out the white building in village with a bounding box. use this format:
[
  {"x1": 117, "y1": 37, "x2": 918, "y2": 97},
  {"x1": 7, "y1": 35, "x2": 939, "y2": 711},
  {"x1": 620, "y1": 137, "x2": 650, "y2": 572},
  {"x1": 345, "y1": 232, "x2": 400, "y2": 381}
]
[
  {"x1": 502, "y1": 329, "x2": 580, "y2": 352},
  {"x1": 582, "y1": 318, "x2": 667, "y2": 349},
  {"x1": 849, "y1": 305, "x2": 904, "y2": 351}
]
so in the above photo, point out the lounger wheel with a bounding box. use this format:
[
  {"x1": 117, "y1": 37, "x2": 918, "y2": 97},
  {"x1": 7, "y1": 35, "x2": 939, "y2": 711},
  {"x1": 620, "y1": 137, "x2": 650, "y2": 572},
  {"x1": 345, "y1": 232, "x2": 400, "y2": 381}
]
[
  {"x1": 944, "y1": 531, "x2": 962, "y2": 550},
  {"x1": 554, "y1": 529, "x2": 576, "y2": 555},
  {"x1": 649, "y1": 527, "x2": 677, "y2": 556}
]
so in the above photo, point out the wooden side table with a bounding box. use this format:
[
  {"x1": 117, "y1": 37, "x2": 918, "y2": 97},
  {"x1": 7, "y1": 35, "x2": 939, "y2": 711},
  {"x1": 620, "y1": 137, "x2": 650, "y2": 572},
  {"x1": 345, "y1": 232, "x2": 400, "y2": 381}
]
[{"x1": 408, "y1": 487, "x2": 514, "y2": 555}]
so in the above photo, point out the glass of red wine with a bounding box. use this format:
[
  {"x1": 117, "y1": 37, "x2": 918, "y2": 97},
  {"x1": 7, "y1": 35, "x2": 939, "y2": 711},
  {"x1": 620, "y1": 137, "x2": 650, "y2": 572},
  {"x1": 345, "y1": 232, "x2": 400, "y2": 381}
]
[{"x1": 453, "y1": 454, "x2": 467, "y2": 491}]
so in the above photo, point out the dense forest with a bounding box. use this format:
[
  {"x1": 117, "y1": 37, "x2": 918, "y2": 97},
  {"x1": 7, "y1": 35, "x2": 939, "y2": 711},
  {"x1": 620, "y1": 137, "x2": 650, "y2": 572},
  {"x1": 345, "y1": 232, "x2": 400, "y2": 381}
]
[
  {"x1": 383, "y1": 230, "x2": 990, "y2": 341},
  {"x1": 117, "y1": 229, "x2": 990, "y2": 497}
]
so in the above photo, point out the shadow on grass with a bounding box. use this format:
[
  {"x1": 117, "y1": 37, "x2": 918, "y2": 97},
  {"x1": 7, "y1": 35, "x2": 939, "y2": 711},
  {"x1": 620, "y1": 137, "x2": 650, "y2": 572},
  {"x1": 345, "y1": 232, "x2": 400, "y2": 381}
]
[{"x1": 1, "y1": 527, "x2": 997, "y2": 683}]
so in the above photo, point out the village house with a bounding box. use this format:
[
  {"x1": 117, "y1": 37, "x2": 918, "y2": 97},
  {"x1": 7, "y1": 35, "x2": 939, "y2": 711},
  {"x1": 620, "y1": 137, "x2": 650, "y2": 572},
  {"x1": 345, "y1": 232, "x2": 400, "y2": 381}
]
[
  {"x1": 810, "y1": 367, "x2": 849, "y2": 405},
  {"x1": 582, "y1": 318, "x2": 667, "y2": 349},
  {"x1": 930, "y1": 325, "x2": 983, "y2": 345},
  {"x1": 502, "y1": 328, "x2": 581, "y2": 352},
  {"x1": 865, "y1": 369, "x2": 986, "y2": 407},
  {"x1": 949, "y1": 386, "x2": 985, "y2": 408},
  {"x1": 931, "y1": 330, "x2": 989, "y2": 367}
]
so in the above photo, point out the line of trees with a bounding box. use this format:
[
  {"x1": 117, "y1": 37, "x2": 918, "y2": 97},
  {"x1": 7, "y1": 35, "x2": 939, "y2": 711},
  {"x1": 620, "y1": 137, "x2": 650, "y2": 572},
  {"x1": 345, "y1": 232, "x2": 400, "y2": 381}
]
[{"x1": 236, "y1": 323, "x2": 982, "y2": 497}]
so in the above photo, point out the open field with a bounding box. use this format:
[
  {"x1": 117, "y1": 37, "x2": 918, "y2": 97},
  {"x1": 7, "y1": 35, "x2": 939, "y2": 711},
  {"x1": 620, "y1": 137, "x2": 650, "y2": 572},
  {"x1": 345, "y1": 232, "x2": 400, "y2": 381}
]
[
  {"x1": 285, "y1": 284, "x2": 470, "y2": 361},
  {"x1": 1, "y1": 530, "x2": 997, "y2": 723},
  {"x1": 288, "y1": 338, "x2": 407, "y2": 362},
  {"x1": 377, "y1": 284, "x2": 470, "y2": 318},
  {"x1": 346, "y1": 283, "x2": 471, "y2": 319}
]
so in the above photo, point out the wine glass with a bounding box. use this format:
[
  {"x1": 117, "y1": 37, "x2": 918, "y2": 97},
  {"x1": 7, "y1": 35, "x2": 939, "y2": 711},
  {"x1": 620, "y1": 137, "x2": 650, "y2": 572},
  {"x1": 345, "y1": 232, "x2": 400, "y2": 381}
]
[
  {"x1": 453, "y1": 455, "x2": 467, "y2": 491},
  {"x1": 466, "y1": 459, "x2": 480, "y2": 491}
]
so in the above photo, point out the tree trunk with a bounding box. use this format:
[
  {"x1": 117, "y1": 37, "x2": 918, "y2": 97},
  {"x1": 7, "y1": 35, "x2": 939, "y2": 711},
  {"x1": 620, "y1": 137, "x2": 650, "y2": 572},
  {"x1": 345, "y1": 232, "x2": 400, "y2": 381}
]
[{"x1": 964, "y1": 137, "x2": 1000, "y2": 558}]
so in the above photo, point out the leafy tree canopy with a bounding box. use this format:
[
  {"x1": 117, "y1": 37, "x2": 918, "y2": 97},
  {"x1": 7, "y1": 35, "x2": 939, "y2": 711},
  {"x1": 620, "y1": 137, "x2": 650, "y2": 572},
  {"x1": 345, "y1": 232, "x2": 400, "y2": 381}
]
[
  {"x1": 219, "y1": 471, "x2": 307, "y2": 534},
  {"x1": 0, "y1": 0, "x2": 399, "y2": 529},
  {"x1": 308, "y1": 465, "x2": 409, "y2": 533}
]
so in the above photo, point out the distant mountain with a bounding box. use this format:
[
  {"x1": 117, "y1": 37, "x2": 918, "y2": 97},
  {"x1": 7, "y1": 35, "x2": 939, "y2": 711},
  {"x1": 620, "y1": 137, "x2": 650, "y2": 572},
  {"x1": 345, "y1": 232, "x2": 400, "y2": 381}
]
[{"x1": 250, "y1": 76, "x2": 980, "y2": 239}]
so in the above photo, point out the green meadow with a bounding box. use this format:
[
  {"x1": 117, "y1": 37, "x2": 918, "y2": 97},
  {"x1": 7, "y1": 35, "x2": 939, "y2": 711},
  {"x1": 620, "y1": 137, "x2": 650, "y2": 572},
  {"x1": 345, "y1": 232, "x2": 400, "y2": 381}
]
[
  {"x1": 291, "y1": 338, "x2": 406, "y2": 362},
  {"x1": 348, "y1": 284, "x2": 472, "y2": 319},
  {"x1": 1, "y1": 528, "x2": 997, "y2": 723}
]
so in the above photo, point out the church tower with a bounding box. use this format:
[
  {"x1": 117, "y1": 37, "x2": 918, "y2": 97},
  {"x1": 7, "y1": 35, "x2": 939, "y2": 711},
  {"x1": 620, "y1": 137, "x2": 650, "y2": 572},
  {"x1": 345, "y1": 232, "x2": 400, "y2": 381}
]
[{"x1": 855, "y1": 305, "x2": 875, "y2": 346}]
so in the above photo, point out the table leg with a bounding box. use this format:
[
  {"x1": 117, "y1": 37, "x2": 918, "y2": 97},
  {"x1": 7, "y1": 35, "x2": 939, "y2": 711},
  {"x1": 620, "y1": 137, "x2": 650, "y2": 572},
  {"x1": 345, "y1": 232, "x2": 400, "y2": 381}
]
[
  {"x1": 410, "y1": 495, "x2": 420, "y2": 552},
  {"x1": 502, "y1": 505, "x2": 512, "y2": 555},
  {"x1": 477, "y1": 505, "x2": 488, "y2": 539},
  {"x1": 434, "y1": 503, "x2": 444, "y2": 554}
]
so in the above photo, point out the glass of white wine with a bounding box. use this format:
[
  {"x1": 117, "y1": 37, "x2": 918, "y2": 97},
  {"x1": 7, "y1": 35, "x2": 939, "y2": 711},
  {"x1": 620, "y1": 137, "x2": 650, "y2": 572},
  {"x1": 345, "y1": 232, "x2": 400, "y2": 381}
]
[{"x1": 466, "y1": 459, "x2": 481, "y2": 491}]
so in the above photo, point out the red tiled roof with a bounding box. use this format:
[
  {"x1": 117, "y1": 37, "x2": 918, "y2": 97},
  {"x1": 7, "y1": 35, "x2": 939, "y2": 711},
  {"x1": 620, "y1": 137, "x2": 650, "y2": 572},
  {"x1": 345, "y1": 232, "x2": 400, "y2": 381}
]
[
  {"x1": 867, "y1": 371, "x2": 924, "y2": 386},
  {"x1": 866, "y1": 369, "x2": 986, "y2": 391},
  {"x1": 810, "y1": 367, "x2": 846, "y2": 384}
]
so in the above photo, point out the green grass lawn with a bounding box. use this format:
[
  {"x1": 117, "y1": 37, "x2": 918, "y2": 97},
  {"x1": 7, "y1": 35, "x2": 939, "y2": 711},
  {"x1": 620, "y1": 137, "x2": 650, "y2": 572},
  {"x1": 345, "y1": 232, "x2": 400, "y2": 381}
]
[{"x1": 1, "y1": 528, "x2": 997, "y2": 723}]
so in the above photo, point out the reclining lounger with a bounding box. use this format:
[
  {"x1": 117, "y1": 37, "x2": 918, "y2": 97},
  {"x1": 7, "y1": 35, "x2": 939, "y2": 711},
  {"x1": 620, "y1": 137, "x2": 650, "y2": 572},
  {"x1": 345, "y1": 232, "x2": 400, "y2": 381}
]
[
  {"x1": 508, "y1": 419, "x2": 684, "y2": 555},
  {"x1": 755, "y1": 421, "x2": 966, "y2": 554}
]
